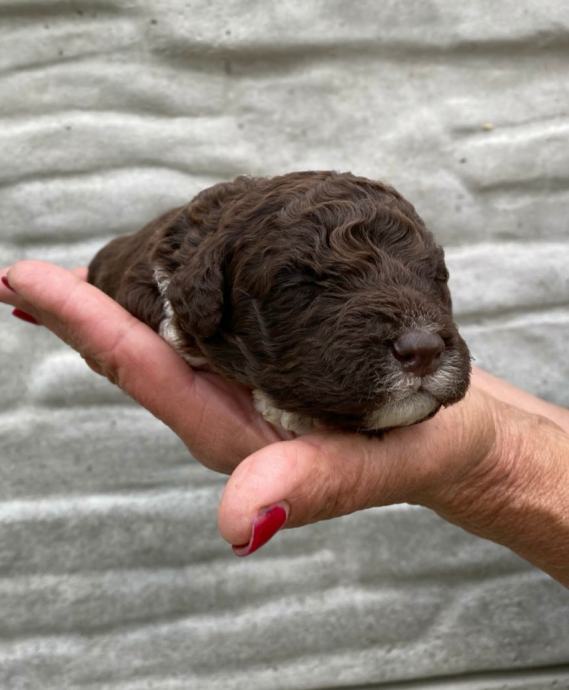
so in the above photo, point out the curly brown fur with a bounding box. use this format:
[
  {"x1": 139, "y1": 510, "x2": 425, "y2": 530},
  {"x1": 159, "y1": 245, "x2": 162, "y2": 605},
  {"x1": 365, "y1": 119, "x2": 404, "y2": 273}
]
[{"x1": 88, "y1": 171, "x2": 471, "y2": 434}]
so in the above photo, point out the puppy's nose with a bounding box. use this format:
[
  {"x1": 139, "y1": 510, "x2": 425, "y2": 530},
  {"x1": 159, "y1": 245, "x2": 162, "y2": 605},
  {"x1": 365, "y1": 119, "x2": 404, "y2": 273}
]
[{"x1": 392, "y1": 330, "x2": 445, "y2": 377}]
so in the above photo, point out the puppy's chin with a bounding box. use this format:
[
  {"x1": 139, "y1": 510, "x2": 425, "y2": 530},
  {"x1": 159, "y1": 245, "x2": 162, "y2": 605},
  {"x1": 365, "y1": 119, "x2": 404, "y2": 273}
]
[{"x1": 364, "y1": 391, "x2": 441, "y2": 431}]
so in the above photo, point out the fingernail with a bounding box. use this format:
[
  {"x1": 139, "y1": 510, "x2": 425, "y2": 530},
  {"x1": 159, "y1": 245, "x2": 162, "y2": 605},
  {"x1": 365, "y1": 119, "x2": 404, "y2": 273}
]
[
  {"x1": 232, "y1": 501, "x2": 289, "y2": 557},
  {"x1": 12, "y1": 308, "x2": 39, "y2": 325},
  {"x1": 1, "y1": 276, "x2": 14, "y2": 292}
]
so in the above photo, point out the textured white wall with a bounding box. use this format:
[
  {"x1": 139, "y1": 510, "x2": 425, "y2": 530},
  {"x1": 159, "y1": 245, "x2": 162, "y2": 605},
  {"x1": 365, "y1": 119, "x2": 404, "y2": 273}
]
[{"x1": 0, "y1": 1, "x2": 568, "y2": 688}]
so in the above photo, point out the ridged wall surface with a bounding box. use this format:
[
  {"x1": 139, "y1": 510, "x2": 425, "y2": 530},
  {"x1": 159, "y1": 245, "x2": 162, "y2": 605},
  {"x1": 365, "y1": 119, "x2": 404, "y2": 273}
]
[{"x1": 0, "y1": 2, "x2": 568, "y2": 688}]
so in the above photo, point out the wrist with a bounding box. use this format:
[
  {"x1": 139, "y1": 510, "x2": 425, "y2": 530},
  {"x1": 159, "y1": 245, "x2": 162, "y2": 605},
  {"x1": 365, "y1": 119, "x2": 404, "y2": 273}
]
[
  {"x1": 426, "y1": 397, "x2": 569, "y2": 585},
  {"x1": 426, "y1": 397, "x2": 525, "y2": 533}
]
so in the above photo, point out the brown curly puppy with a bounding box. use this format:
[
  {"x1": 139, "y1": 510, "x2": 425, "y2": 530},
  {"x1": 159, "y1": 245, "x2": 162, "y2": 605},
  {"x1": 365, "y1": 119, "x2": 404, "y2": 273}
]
[{"x1": 88, "y1": 171, "x2": 471, "y2": 434}]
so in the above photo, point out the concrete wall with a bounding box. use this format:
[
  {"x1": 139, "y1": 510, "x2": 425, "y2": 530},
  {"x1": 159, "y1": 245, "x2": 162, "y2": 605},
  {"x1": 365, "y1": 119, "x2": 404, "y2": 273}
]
[{"x1": 0, "y1": 1, "x2": 568, "y2": 688}]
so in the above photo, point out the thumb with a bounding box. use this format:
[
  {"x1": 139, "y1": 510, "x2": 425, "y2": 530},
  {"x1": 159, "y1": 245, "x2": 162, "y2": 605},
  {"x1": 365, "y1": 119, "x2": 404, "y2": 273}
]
[
  {"x1": 218, "y1": 389, "x2": 496, "y2": 557},
  {"x1": 218, "y1": 430, "x2": 431, "y2": 556}
]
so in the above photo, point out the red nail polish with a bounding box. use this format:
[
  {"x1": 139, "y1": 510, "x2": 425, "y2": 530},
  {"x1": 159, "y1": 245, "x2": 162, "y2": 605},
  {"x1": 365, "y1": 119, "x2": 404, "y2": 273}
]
[
  {"x1": 232, "y1": 502, "x2": 289, "y2": 557},
  {"x1": 12, "y1": 308, "x2": 39, "y2": 325},
  {"x1": 1, "y1": 276, "x2": 14, "y2": 292}
]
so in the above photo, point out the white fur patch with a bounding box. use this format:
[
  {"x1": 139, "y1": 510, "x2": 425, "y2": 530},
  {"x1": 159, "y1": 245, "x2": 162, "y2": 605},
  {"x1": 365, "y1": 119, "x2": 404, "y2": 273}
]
[
  {"x1": 365, "y1": 390, "x2": 439, "y2": 430},
  {"x1": 253, "y1": 390, "x2": 316, "y2": 435},
  {"x1": 153, "y1": 266, "x2": 208, "y2": 368}
]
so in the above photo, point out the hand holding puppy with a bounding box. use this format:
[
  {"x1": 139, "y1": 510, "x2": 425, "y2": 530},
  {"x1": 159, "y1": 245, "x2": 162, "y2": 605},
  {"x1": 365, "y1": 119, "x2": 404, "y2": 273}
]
[{"x1": 2, "y1": 261, "x2": 569, "y2": 586}]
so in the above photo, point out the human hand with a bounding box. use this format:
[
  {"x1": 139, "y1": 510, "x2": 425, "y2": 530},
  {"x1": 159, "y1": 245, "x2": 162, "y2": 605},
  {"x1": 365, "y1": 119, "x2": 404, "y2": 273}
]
[
  {"x1": 0, "y1": 261, "x2": 288, "y2": 475},
  {"x1": 2, "y1": 261, "x2": 569, "y2": 583}
]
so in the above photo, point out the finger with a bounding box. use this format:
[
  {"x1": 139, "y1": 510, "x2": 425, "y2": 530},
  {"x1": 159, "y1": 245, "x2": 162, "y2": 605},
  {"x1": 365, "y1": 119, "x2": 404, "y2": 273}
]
[
  {"x1": 1, "y1": 271, "x2": 42, "y2": 323},
  {"x1": 218, "y1": 389, "x2": 497, "y2": 554},
  {"x1": 218, "y1": 434, "x2": 408, "y2": 550},
  {"x1": 6, "y1": 260, "x2": 279, "y2": 471},
  {"x1": 1, "y1": 265, "x2": 86, "y2": 309},
  {"x1": 72, "y1": 266, "x2": 88, "y2": 280},
  {"x1": 1, "y1": 269, "x2": 22, "y2": 307}
]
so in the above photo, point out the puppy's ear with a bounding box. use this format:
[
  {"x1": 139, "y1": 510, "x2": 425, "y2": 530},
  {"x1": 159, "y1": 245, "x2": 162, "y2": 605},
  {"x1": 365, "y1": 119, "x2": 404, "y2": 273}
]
[{"x1": 166, "y1": 234, "x2": 228, "y2": 340}]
